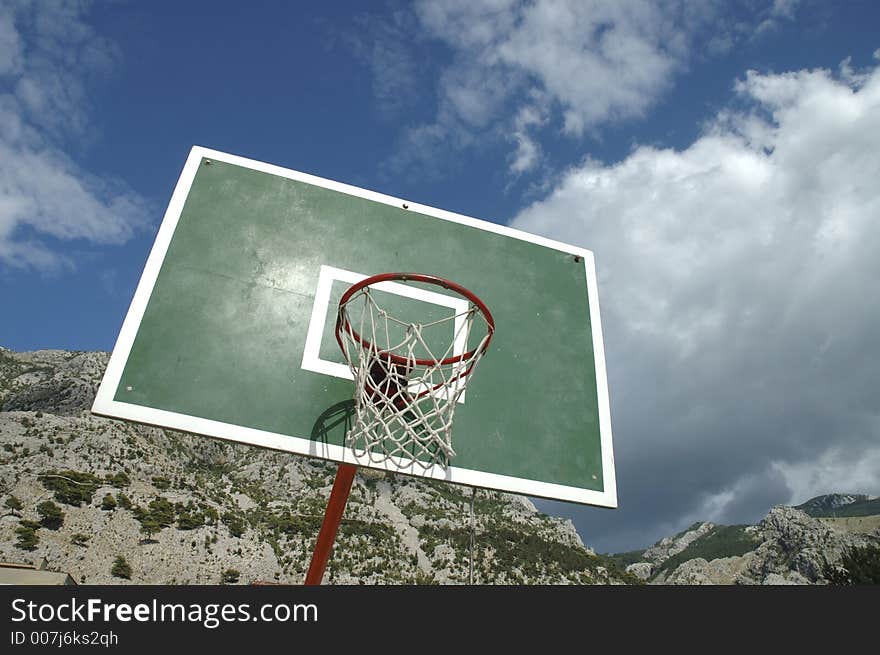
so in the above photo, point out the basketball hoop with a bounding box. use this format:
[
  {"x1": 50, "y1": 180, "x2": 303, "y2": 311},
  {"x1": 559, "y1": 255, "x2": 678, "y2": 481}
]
[{"x1": 335, "y1": 273, "x2": 494, "y2": 469}]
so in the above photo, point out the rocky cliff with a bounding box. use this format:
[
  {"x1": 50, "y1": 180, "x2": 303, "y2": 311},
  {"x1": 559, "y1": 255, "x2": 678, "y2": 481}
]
[{"x1": 620, "y1": 500, "x2": 880, "y2": 585}]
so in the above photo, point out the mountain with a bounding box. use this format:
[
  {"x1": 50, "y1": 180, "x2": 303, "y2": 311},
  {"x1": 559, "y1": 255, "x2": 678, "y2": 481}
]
[
  {"x1": 0, "y1": 346, "x2": 636, "y2": 585},
  {"x1": 615, "y1": 501, "x2": 880, "y2": 585},
  {"x1": 795, "y1": 494, "x2": 880, "y2": 518},
  {"x1": 5, "y1": 346, "x2": 877, "y2": 585}
]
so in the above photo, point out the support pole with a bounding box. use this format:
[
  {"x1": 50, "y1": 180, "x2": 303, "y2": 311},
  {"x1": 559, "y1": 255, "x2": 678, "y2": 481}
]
[{"x1": 305, "y1": 463, "x2": 357, "y2": 585}]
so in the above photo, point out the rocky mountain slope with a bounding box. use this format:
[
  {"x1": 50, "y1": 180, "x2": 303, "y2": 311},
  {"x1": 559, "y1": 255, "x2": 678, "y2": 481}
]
[
  {"x1": 0, "y1": 346, "x2": 635, "y2": 585},
  {"x1": 795, "y1": 494, "x2": 880, "y2": 518},
  {"x1": 615, "y1": 494, "x2": 880, "y2": 585}
]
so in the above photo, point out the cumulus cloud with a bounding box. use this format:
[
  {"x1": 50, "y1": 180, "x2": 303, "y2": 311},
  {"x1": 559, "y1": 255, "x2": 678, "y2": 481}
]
[
  {"x1": 517, "y1": 61, "x2": 880, "y2": 551},
  {"x1": 405, "y1": 0, "x2": 702, "y2": 175},
  {"x1": 415, "y1": 0, "x2": 692, "y2": 131},
  {"x1": 0, "y1": 1, "x2": 148, "y2": 271},
  {"x1": 386, "y1": 0, "x2": 798, "y2": 177}
]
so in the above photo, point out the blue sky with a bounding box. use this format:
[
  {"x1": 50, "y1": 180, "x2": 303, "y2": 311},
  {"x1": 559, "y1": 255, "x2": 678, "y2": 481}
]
[{"x1": 2, "y1": 0, "x2": 879, "y2": 553}]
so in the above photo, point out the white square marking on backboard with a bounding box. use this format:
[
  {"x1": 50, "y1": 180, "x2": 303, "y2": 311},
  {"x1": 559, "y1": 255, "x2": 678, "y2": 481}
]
[{"x1": 301, "y1": 265, "x2": 471, "y2": 403}]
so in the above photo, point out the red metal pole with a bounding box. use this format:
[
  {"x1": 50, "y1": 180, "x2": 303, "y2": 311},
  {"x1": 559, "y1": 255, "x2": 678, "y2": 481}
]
[{"x1": 305, "y1": 463, "x2": 357, "y2": 585}]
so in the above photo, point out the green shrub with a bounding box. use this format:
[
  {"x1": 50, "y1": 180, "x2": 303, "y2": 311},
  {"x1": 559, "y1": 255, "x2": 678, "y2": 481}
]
[
  {"x1": 606, "y1": 549, "x2": 647, "y2": 569},
  {"x1": 221, "y1": 569, "x2": 241, "y2": 584},
  {"x1": 132, "y1": 497, "x2": 177, "y2": 538},
  {"x1": 140, "y1": 518, "x2": 161, "y2": 541},
  {"x1": 4, "y1": 495, "x2": 23, "y2": 512},
  {"x1": 39, "y1": 470, "x2": 101, "y2": 506},
  {"x1": 146, "y1": 497, "x2": 175, "y2": 527},
  {"x1": 222, "y1": 511, "x2": 247, "y2": 538},
  {"x1": 105, "y1": 472, "x2": 130, "y2": 487},
  {"x1": 37, "y1": 500, "x2": 64, "y2": 529},
  {"x1": 116, "y1": 493, "x2": 132, "y2": 510},
  {"x1": 201, "y1": 504, "x2": 219, "y2": 525},
  {"x1": 15, "y1": 525, "x2": 39, "y2": 550},
  {"x1": 111, "y1": 555, "x2": 132, "y2": 580},
  {"x1": 151, "y1": 476, "x2": 171, "y2": 490},
  {"x1": 176, "y1": 509, "x2": 203, "y2": 530},
  {"x1": 101, "y1": 494, "x2": 117, "y2": 511},
  {"x1": 71, "y1": 533, "x2": 91, "y2": 547}
]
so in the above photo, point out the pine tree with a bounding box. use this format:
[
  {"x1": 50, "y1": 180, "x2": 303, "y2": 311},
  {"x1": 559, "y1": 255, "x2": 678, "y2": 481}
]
[
  {"x1": 15, "y1": 525, "x2": 39, "y2": 551},
  {"x1": 140, "y1": 518, "x2": 161, "y2": 541},
  {"x1": 37, "y1": 500, "x2": 64, "y2": 529},
  {"x1": 4, "y1": 495, "x2": 23, "y2": 513},
  {"x1": 111, "y1": 555, "x2": 132, "y2": 580}
]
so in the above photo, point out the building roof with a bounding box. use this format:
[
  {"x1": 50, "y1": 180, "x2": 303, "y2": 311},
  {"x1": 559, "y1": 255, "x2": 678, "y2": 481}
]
[{"x1": 0, "y1": 561, "x2": 76, "y2": 585}]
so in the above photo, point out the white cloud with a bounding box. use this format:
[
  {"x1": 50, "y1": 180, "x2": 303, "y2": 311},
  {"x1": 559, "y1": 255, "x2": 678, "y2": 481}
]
[
  {"x1": 390, "y1": 1, "x2": 804, "y2": 177},
  {"x1": 491, "y1": 0, "x2": 689, "y2": 135},
  {"x1": 509, "y1": 103, "x2": 547, "y2": 174},
  {"x1": 510, "y1": 132, "x2": 540, "y2": 174},
  {"x1": 513, "y1": 61, "x2": 880, "y2": 538},
  {"x1": 412, "y1": 0, "x2": 699, "y2": 168},
  {"x1": 773, "y1": 447, "x2": 880, "y2": 507},
  {"x1": 0, "y1": 144, "x2": 144, "y2": 267},
  {"x1": 0, "y1": 1, "x2": 146, "y2": 271},
  {"x1": 416, "y1": 0, "x2": 519, "y2": 52}
]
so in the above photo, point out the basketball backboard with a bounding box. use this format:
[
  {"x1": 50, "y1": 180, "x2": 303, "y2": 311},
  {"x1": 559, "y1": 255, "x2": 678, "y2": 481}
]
[{"x1": 92, "y1": 146, "x2": 616, "y2": 507}]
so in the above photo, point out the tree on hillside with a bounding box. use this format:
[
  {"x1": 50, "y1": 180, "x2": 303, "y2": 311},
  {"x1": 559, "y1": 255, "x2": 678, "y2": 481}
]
[
  {"x1": 146, "y1": 497, "x2": 175, "y2": 527},
  {"x1": 4, "y1": 495, "x2": 23, "y2": 514},
  {"x1": 111, "y1": 555, "x2": 132, "y2": 580},
  {"x1": 38, "y1": 470, "x2": 101, "y2": 506},
  {"x1": 37, "y1": 500, "x2": 64, "y2": 530},
  {"x1": 15, "y1": 524, "x2": 39, "y2": 551},
  {"x1": 140, "y1": 518, "x2": 161, "y2": 543}
]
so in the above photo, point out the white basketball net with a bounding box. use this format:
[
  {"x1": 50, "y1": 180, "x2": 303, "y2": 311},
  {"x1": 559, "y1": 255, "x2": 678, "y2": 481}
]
[{"x1": 337, "y1": 281, "x2": 492, "y2": 469}]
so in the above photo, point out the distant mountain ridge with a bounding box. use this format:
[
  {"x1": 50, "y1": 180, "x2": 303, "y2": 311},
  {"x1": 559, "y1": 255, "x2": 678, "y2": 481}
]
[
  {"x1": 613, "y1": 493, "x2": 880, "y2": 584},
  {"x1": 795, "y1": 494, "x2": 880, "y2": 518}
]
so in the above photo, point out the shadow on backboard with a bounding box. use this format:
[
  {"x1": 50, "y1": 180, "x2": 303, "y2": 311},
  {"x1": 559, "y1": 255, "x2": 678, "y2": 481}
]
[{"x1": 309, "y1": 399, "x2": 355, "y2": 459}]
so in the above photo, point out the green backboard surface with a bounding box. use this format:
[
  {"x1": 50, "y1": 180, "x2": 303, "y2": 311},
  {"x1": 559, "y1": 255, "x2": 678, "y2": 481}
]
[{"x1": 93, "y1": 146, "x2": 616, "y2": 506}]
